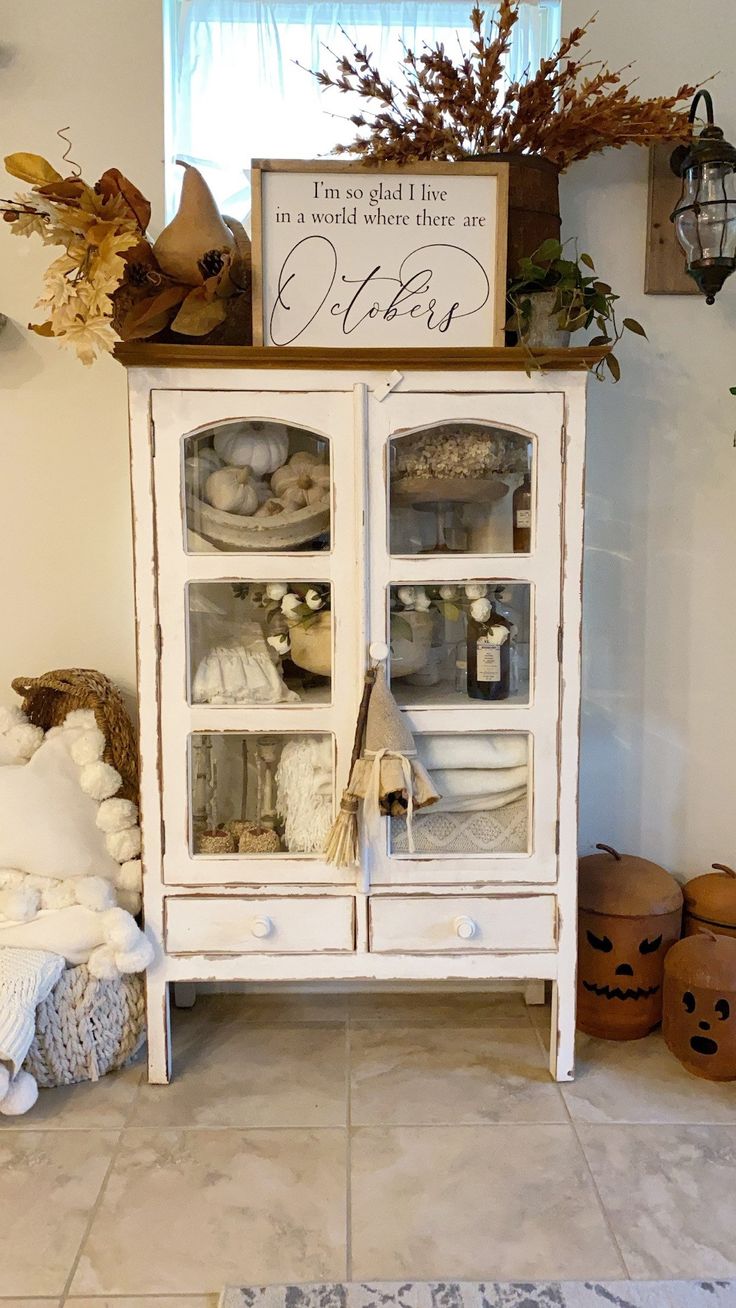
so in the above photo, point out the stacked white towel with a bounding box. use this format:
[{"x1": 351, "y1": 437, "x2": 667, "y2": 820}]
[
  {"x1": 416, "y1": 734, "x2": 528, "y2": 772},
  {"x1": 415, "y1": 734, "x2": 528, "y2": 812}
]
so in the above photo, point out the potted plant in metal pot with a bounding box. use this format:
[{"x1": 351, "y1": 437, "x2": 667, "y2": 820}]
[{"x1": 506, "y1": 239, "x2": 646, "y2": 380}]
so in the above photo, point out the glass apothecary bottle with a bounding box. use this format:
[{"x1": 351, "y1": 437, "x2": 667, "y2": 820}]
[
  {"x1": 466, "y1": 597, "x2": 512, "y2": 701},
  {"x1": 512, "y1": 473, "x2": 532, "y2": 552}
]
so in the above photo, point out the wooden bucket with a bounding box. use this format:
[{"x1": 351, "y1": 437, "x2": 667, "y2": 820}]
[{"x1": 479, "y1": 154, "x2": 561, "y2": 277}]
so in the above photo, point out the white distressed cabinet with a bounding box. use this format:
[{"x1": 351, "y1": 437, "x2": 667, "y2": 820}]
[{"x1": 122, "y1": 345, "x2": 589, "y2": 1084}]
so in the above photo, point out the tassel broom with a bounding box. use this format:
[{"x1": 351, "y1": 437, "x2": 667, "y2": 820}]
[{"x1": 323, "y1": 666, "x2": 376, "y2": 868}]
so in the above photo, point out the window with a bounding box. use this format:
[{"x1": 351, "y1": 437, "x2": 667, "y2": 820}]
[{"x1": 164, "y1": 0, "x2": 562, "y2": 220}]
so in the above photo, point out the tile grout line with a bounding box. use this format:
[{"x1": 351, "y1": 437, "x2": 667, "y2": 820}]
[
  {"x1": 58, "y1": 1063, "x2": 147, "y2": 1306},
  {"x1": 345, "y1": 1014, "x2": 353, "y2": 1282},
  {"x1": 536, "y1": 1020, "x2": 633, "y2": 1283},
  {"x1": 56, "y1": 1125, "x2": 126, "y2": 1307},
  {"x1": 567, "y1": 1112, "x2": 634, "y2": 1279}
]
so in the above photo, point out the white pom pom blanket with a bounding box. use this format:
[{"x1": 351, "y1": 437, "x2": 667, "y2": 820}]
[{"x1": 0, "y1": 707, "x2": 150, "y2": 978}]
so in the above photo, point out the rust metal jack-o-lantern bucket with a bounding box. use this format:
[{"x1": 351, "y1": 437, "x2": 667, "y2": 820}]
[
  {"x1": 683, "y1": 864, "x2": 736, "y2": 939},
  {"x1": 578, "y1": 843, "x2": 683, "y2": 1040},
  {"x1": 664, "y1": 931, "x2": 736, "y2": 1080}
]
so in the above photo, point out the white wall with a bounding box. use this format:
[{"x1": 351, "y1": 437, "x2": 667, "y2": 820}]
[
  {"x1": 562, "y1": 0, "x2": 736, "y2": 873},
  {"x1": 0, "y1": 1, "x2": 732, "y2": 878},
  {"x1": 0, "y1": 1, "x2": 163, "y2": 718}
]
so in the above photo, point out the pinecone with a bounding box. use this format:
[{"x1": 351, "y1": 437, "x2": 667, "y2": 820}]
[
  {"x1": 199, "y1": 248, "x2": 225, "y2": 279},
  {"x1": 127, "y1": 262, "x2": 151, "y2": 287}
]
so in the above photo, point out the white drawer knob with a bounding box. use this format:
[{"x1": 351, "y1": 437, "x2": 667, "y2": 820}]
[
  {"x1": 454, "y1": 915, "x2": 477, "y2": 941},
  {"x1": 250, "y1": 915, "x2": 273, "y2": 940}
]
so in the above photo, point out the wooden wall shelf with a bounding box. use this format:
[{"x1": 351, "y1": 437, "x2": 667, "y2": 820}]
[{"x1": 114, "y1": 342, "x2": 608, "y2": 371}]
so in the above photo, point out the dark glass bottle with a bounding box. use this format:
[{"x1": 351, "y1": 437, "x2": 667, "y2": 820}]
[
  {"x1": 466, "y1": 600, "x2": 512, "y2": 701},
  {"x1": 512, "y1": 473, "x2": 532, "y2": 552}
]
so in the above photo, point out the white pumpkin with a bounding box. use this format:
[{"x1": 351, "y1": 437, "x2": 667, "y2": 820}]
[
  {"x1": 255, "y1": 497, "x2": 285, "y2": 518},
  {"x1": 185, "y1": 447, "x2": 223, "y2": 496},
  {"x1": 213, "y1": 424, "x2": 289, "y2": 477},
  {"x1": 205, "y1": 467, "x2": 259, "y2": 515},
  {"x1": 271, "y1": 453, "x2": 331, "y2": 509}
]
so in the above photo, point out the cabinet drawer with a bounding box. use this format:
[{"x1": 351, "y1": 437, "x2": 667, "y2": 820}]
[
  {"x1": 369, "y1": 895, "x2": 556, "y2": 954},
  {"x1": 166, "y1": 896, "x2": 355, "y2": 955}
]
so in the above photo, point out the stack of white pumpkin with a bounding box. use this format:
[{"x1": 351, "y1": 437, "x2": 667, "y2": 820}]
[{"x1": 186, "y1": 424, "x2": 330, "y2": 521}]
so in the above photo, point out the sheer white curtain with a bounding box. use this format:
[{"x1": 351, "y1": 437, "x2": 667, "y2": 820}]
[{"x1": 164, "y1": 0, "x2": 561, "y2": 219}]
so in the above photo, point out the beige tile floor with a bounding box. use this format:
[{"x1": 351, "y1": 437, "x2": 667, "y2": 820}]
[{"x1": 2, "y1": 988, "x2": 736, "y2": 1305}]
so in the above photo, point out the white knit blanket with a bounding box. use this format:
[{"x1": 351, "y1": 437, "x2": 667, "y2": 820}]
[{"x1": 0, "y1": 947, "x2": 64, "y2": 1075}]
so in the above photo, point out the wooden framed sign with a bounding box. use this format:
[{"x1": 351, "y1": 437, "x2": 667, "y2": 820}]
[{"x1": 252, "y1": 159, "x2": 509, "y2": 348}]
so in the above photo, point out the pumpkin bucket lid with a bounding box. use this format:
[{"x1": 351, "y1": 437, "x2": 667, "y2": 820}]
[
  {"x1": 684, "y1": 865, "x2": 736, "y2": 925},
  {"x1": 665, "y1": 929, "x2": 736, "y2": 986},
  {"x1": 579, "y1": 843, "x2": 683, "y2": 917}
]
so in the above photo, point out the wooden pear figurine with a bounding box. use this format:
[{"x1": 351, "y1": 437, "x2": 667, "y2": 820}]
[{"x1": 153, "y1": 161, "x2": 235, "y2": 285}]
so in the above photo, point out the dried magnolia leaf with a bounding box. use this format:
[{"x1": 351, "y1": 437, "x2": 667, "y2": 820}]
[
  {"x1": 120, "y1": 309, "x2": 173, "y2": 341},
  {"x1": 5, "y1": 153, "x2": 63, "y2": 185},
  {"x1": 35, "y1": 177, "x2": 88, "y2": 203},
  {"x1": 96, "y1": 168, "x2": 151, "y2": 232},
  {"x1": 119, "y1": 285, "x2": 188, "y2": 340},
  {"x1": 171, "y1": 288, "x2": 228, "y2": 336}
]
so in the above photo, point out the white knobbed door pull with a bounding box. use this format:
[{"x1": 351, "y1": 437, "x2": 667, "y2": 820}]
[
  {"x1": 454, "y1": 915, "x2": 478, "y2": 941},
  {"x1": 369, "y1": 641, "x2": 389, "y2": 663},
  {"x1": 250, "y1": 915, "x2": 274, "y2": 940}
]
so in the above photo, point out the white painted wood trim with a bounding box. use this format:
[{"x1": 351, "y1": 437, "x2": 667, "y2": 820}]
[
  {"x1": 140, "y1": 948, "x2": 561, "y2": 983},
  {"x1": 127, "y1": 372, "x2": 171, "y2": 1084},
  {"x1": 549, "y1": 380, "x2": 587, "y2": 1081}
]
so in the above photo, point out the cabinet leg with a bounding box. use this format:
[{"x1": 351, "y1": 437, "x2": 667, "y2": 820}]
[
  {"x1": 173, "y1": 982, "x2": 197, "y2": 1009},
  {"x1": 523, "y1": 979, "x2": 546, "y2": 1007},
  {"x1": 146, "y1": 974, "x2": 172, "y2": 1084},
  {"x1": 549, "y1": 979, "x2": 575, "y2": 1082}
]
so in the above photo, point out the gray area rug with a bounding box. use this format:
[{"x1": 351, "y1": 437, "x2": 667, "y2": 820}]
[
  {"x1": 220, "y1": 1282, "x2": 736, "y2": 1308},
  {"x1": 222, "y1": 1281, "x2": 736, "y2": 1302}
]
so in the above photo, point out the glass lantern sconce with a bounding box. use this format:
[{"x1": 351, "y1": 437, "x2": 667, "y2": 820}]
[{"x1": 670, "y1": 90, "x2": 736, "y2": 304}]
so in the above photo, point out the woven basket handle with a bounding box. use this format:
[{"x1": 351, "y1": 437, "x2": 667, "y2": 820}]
[{"x1": 11, "y1": 676, "x2": 37, "y2": 698}]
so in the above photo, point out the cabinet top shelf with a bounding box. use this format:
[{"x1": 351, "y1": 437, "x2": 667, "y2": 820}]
[{"x1": 114, "y1": 343, "x2": 608, "y2": 372}]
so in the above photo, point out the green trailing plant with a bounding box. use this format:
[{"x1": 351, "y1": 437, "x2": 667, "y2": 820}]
[{"x1": 506, "y1": 238, "x2": 646, "y2": 381}]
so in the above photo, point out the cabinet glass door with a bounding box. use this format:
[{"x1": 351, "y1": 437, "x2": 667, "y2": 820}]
[
  {"x1": 187, "y1": 580, "x2": 333, "y2": 706},
  {"x1": 390, "y1": 423, "x2": 533, "y2": 556},
  {"x1": 388, "y1": 580, "x2": 531, "y2": 707},
  {"x1": 152, "y1": 388, "x2": 362, "y2": 887},
  {"x1": 367, "y1": 388, "x2": 564, "y2": 887},
  {"x1": 184, "y1": 419, "x2": 331, "y2": 554}
]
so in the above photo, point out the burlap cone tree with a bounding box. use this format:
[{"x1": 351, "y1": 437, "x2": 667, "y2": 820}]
[{"x1": 324, "y1": 663, "x2": 440, "y2": 867}]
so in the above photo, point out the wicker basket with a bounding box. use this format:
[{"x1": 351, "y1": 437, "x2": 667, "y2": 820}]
[
  {"x1": 12, "y1": 667, "x2": 138, "y2": 801},
  {"x1": 24, "y1": 965, "x2": 146, "y2": 1087},
  {"x1": 10, "y1": 668, "x2": 147, "y2": 1087}
]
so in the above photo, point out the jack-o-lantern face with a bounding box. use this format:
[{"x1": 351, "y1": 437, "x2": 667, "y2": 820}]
[
  {"x1": 663, "y1": 970, "x2": 736, "y2": 1081},
  {"x1": 577, "y1": 909, "x2": 681, "y2": 1040},
  {"x1": 682, "y1": 989, "x2": 730, "y2": 1057},
  {"x1": 582, "y1": 927, "x2": 663, "y2": 1001}
]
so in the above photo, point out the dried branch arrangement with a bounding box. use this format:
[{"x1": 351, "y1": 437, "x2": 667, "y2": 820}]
[
  {"x1": 1, "y1": 153, "x2": 250, "y2": 364},
  {"x1": 308, "y1": 3, "x2": 700, "y2": 168}
]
